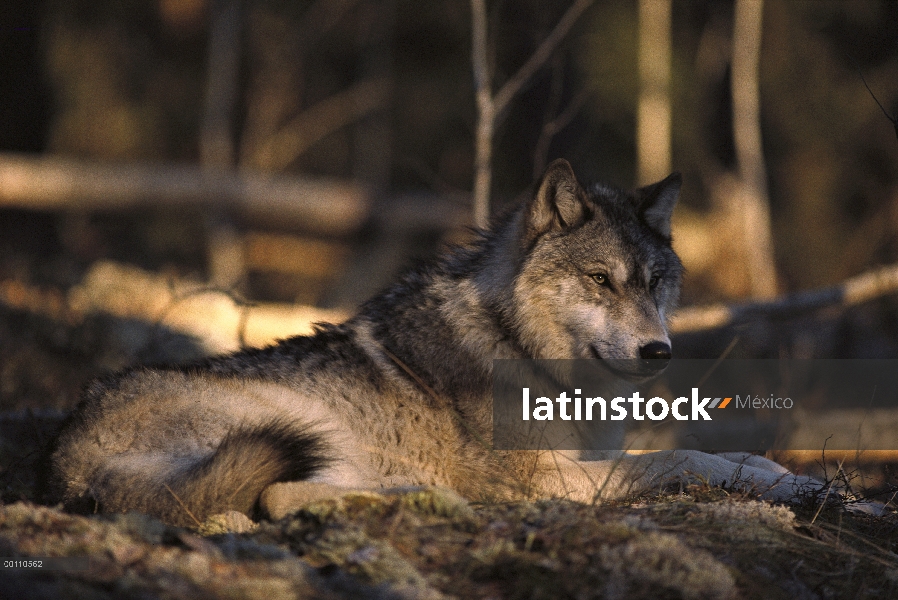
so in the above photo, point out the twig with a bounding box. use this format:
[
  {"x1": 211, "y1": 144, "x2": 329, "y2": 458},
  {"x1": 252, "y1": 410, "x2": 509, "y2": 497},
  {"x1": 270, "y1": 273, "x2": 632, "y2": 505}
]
[
  {"x1": 163, "y1": 483, "x2": 203, "y2": 528},
  {"x1": 810, "y1": 457, "x2": 844, "y2": 525},
  {"x1": 533, "y1": 66, "x2": 589, "y2": 179},
  {"x1": 239, "y1": 0, "x2": 359, "y2": 168},
  {"x1": 532, "y1": 55, "x2": 567, "y2": 179},
  {"x1": 855, "y1": 60, "x2": 898, "y2": 142}
]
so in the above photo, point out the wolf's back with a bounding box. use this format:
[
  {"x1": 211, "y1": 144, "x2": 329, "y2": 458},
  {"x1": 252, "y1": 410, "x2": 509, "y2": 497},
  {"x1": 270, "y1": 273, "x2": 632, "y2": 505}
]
[{"x1": 49, "y1": 369, "x2": 330, "y2": 527}]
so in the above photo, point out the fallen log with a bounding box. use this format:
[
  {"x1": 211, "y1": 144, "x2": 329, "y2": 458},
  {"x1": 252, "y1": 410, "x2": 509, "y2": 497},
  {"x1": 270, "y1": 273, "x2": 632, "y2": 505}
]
[
  {"x1": 671, "y1": 263, "x2": 898, "y2": 333},
  {"x1": 0, "y1": 153, "x2": 370, "y2": 235}
]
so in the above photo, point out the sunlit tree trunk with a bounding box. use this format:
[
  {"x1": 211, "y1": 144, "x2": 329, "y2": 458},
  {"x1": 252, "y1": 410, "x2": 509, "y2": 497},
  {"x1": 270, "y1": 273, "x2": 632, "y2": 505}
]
[
  {"x1": 731, "y1": 0, "x2": 777, "y2": 298},
  {"x1": 201, "y1": 0, "x2": 241, "y2": 170},
  {"x1": 201, "y1": 0, "x2": 244, "y2": 290},
  {"x1": 636, "y1": 0, "x2": 671, "y2": 185},
  {"x1": 470, "y1": 0, "x2": 494, "y2": 230}
]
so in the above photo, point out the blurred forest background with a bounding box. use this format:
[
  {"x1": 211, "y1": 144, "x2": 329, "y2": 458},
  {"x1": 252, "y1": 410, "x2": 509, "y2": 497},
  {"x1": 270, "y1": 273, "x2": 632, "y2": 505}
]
[{"x1": 0, "y1": 0, "x2": 897, "y2": 415}]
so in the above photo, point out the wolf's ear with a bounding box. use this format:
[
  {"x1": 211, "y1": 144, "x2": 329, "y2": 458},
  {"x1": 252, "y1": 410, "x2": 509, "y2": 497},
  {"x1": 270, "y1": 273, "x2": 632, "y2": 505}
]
[
  {"x1": 526, "y1": 159, "x2": 591, "y2": 241},
  {"x1": 635, "y1": 172, "x2": 681, "y2": 238}
]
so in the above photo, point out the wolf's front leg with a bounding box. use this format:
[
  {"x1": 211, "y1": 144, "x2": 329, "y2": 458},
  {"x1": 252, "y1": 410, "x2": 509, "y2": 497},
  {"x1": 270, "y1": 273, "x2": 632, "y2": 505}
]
[{"x1": 535, "y1": 450, "x2": 822, "y2": 503}]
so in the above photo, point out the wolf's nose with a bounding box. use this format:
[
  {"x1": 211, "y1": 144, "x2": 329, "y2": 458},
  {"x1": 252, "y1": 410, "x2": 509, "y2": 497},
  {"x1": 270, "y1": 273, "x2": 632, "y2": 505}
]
[{"x1": 639, "y1": 342, "x2": 672, "y2": 362}]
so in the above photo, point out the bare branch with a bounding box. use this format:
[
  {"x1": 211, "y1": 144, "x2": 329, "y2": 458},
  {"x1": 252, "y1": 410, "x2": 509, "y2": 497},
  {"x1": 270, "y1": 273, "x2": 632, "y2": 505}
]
[
  {"x1": 470, "y1": 0, "x2": 594, "y2": 228},
  {"x1": 671, "y1": 262, "x2": 898, "y2": 333},
  {"x1": 533, "y1": 86, "x2": 589, "y2": 179},
  {"x1": 549, "y1": 90, "x2": 588, "y2": 139},
  {"x1": 492, "y1": 0, "x2": 595, "y2": 116},
  {"x1": 251, "y1": 77, "x2": 391, "y2": 173},
  {"x1": 532, "y1": 55, "x2": 565, "y2": 178},
  {"x1": 239, "y1": 0, "x2": 361, "y2": 172}
]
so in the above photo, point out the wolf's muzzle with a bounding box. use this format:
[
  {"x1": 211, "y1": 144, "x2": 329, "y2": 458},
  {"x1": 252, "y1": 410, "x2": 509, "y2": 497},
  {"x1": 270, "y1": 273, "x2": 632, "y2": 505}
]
[{"x1": 590, "y1": 341, "x2": 672, "y2": 381}]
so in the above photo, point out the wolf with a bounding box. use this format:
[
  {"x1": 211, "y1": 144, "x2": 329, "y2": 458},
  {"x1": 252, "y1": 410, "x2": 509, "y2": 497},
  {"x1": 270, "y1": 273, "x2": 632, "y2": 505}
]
[{"x1": 48, "y1": 159, "x2": 817, "y2": 527}]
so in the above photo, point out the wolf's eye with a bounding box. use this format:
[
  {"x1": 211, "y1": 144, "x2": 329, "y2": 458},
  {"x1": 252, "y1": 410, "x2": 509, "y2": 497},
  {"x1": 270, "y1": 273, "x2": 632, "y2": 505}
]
[
  {"x1": 591, "y1": 273, "x2": 608, "y2": 286},
  {"x1": 649, "y1": 274, "x2": 661, "y2": 289}
]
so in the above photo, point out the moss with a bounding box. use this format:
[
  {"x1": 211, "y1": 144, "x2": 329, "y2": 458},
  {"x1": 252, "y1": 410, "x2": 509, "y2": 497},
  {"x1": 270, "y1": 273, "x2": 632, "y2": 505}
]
[
  {"x1": 599, "y1": 531, "x2": 737, "y2": 600},
  {"x1": 398, "y1": 487, "x2": 475, "y2": 521},
  {"x1": 3, "y1": 489, "x2": 898, "y2": 598},
  {"x1": 198, "y1": 511, "x2": 258, "y2": 536}
]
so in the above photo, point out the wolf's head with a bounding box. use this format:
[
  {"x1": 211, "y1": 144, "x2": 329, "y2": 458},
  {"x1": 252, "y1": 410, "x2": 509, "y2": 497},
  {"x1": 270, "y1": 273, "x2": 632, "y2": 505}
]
[{"x1": 511, "y1": 159, "x2": 683, "y2": 378}]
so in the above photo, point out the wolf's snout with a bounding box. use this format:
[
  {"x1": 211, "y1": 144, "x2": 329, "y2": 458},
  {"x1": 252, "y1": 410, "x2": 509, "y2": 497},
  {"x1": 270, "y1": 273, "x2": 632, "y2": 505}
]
[{"x1": 639, "y1": 342, "x2": 671, "y2": 360}]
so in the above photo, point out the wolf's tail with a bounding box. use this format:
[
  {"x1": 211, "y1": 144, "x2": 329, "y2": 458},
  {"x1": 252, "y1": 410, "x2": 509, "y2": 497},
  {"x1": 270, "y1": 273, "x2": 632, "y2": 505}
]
[{"x1": 57, "y1": 421, "x2": 329, "y2": 528}]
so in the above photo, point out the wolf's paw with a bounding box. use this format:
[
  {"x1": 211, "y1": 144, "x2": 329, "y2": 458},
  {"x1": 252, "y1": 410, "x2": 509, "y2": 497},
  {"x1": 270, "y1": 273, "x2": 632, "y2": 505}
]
[
  {"x1": 687, "y1": 451, "x2": 825, "y2": 503},
  {"x1": 845, "y1": 499, "x2": 891, "y2": 516},
  {"x1": 753, "y1": 474, "x2": 825, "y2": 502},
  {"x1": 715, "y1": 452, "x2": 791, "y2": 475},
  {"x1": 716, "y1": 455, "x2": 825, "y2": 503}
]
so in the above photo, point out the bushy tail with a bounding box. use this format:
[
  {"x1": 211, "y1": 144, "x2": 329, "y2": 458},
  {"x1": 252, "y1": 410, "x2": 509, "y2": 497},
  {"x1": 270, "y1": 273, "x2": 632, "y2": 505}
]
[{"x1": 62, "y1": 421, "x2": 329, "y2": 528}]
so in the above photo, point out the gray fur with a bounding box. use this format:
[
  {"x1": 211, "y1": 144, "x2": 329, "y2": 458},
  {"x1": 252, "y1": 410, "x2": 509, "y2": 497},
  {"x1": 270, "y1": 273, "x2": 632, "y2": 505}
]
[{"x1": 49, "y1": 159, "x2": 818, "y2": 527}]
